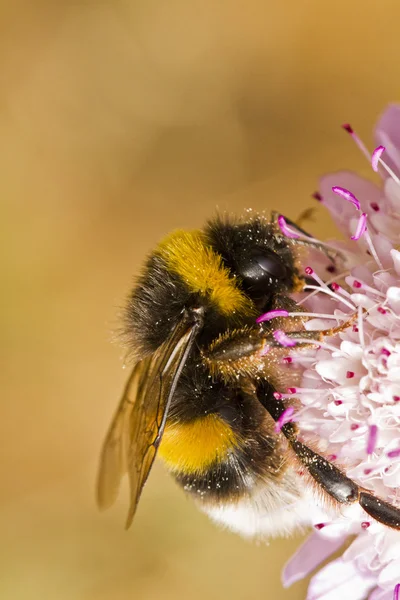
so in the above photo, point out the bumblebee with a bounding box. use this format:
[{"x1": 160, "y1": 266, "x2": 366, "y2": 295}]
[{"x1": 97, "y1": 212, "x2": 400, "y2": 536}]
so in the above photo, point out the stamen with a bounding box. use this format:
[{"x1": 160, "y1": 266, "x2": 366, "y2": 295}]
[
  {"x1": 386, "y1": 448, "x2": 400, "y2": 458},
  {"x1": 288, "y1": 387, "x2": 324, "y2": 394},
  {"x1": 303, "y1": 284, "x2": 356, "y2": 311},
  {"x1": 363, "y1": 230, "x2": 384, "y2": 270},
  {"x1": 256, "y1": 309, "x2": 289, "y2": 323},
  {"x1": 351, "y1": 212, "x2": 367, "y2": 241},
  {"x1": 380, "y1": 160, "x2": 400, "y2": 185},
  {"x1": 357, "y1": 305, "x2": 365, "y2": 348},
  {"x1": 287, "y1": 355, "x2": 317, "y2": 363},
  {"x1": 371, "y1": 145, "x2": 385, "y2": 172},
  {"x1": 394, "y1": 583, "x2": 400, "y2": 600},
  {"x1": 273, "y1": 330, "x2": 297, "y2": 347},
  {"x1": 297, "y1": 269, "x2": 351, "y2": 306},
  {"x1": 367, "y1": 424, "x2": 378, "y2": 455},
  {"x1": 387, "y1": 449, "x2": 400, "y2": 458},
  {"x1": 277, "y1": 215, "x2": 300, "y2": 239},
  {"x1": 314, "y1": 523, "x2": 326, "y2": 530},
  {"x1": 332, "y1": 186, "x2": 361, "y2": 210},
  {"x1": 342, "y1": 123, "x2": 371, "y2": 161},
  {"x1": 348, "y1": 278, "x2": 386, "y2": 298},
  {"x1": 274, "y1": 406, "x2": 295, "y2": 433},
  {"x1": 278, "y1": 220, "x2": 355, "y2": 260},
  {"x1": 312, "y1": 191, "x2": 323, "y2": 202},
  {"x1": 343, "y1": 123, "x2": 400, "y2": 185},
  {"x1": 346, "y1": 371, "x2": 355, "y2": 379},
  {"x1": 304, "y1": 266, "x2": 331, "y2": 290},
  {"x1": 330, "y1": 282, "x2": 354, "y2": 300},
  {"x1": 342, "y1": 124, "x2": 353, "y2": 134},
  {"x1": 361, "y1": 522, "x2": 370, "y2": 530}
]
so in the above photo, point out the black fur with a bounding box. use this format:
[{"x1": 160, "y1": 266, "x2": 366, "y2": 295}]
[
  {"x1": 123, "y1": 214, "x2": 298, "y2": 501},
  {"x1": 174, "y1": 384, "x2": 282, "y2": 502},
  {"x1": 205, "y1": 214, "x2": 299, "y2": 311},
  {"x1": 123, "y1": 254, "x2": 192, "y2": 356}
]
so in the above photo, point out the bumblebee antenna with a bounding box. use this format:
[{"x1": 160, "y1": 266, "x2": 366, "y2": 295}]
[{"x1": 257, "y1": 381, "x2": 400, "y2": 530}]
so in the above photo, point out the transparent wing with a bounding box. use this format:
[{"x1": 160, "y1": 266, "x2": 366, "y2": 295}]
[{"x1": 96, "y1": 311, "x2": 202, "y2": 528}]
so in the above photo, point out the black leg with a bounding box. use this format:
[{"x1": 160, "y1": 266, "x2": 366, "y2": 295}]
[
  {"x1": 257, "y1": 381, "x2": 400, "y2": 530},
  {"x1": 204, "y1": 317, "x2": 357, "y2": 367}
]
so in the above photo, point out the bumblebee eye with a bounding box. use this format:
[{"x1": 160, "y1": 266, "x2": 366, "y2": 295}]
[
  {"x1": 253, "y1": 254, "x2": 285, "y2": 278},
  {"x1": 218, "y1": 404, "x2": 239, "y2": 426},
  {"x1": 239, "y1": 253, "x2": 289, "y2": 284}
]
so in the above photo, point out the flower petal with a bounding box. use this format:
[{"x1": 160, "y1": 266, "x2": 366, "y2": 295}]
[
  {"x1": 378, "y1": 558, "x2": 400, "y2": 588},
  {"x1": 368, "y1": 588, "x2": 393, "y2": 600},
  {"x1": 319, "y1": 172, "x2": 381, "y2": 234},
  {"x1": 374, "y1": 104, "x2": 400, "y2": 178},
  {"x1": 306, "y1": 559, "x2": 377, "y2": 600},
  {"x1": 282, "y1": 532, "x2": 346, "y2": 588}
]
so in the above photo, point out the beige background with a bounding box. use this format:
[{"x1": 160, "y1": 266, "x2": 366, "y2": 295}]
[{"x1": 1, "y1": 1, "x2": 399, "y2": 599}]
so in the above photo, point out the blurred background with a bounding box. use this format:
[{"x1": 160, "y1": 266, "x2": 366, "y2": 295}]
[{"x1": 1, "y1": 1, "x2": 399, "y2": 598}]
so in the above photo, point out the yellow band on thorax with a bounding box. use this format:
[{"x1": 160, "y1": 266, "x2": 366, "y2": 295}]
[{"x1": 156, "y1": 230, "x2": 254, "y2": 316}]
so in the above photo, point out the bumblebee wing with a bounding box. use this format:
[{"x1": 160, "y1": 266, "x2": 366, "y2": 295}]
[
  {"x1": 97, "y1": 311, "x2": 202, "y2": 528},
  {"x1": 96, "y1": 358, "x2": 150, "y2": 512}
]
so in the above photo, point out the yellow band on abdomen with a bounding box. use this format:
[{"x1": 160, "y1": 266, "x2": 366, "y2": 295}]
[{"x1": 158, "y1": 413, "x2": 239, "y2": 475}]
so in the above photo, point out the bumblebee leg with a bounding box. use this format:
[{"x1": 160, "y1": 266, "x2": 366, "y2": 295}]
[
  {"x1": 359, "y1": 493, "x2": 400, "y2": 529},
  {"x1": 205, "y1": 315, "x2": 357, "y2": 367},
  {"x1": 257, "y1": 382, "x2": 400, "y2": 529},
  {"x1": 270, "y1": 312, "x2": 358, "y2": 344}
]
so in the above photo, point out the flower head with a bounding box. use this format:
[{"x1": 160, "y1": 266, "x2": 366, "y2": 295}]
[{"x1": 276, "y1": 105, "x2": 400, "y2": 599}]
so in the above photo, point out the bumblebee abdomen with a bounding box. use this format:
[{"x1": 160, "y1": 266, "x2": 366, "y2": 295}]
[
  {"x1": 157, "y1": 356, "x2": 288, "y2": 504},
  {"x1": 158, "y1": 414, "x2": 240, "y2": 474}
]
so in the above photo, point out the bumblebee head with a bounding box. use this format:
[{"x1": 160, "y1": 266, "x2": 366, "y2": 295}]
[
  {"x1": 123, "y1": 212, "x2": 303, "y2": 357},
  {"x1": 205, "y1": 213, "x2": 301, "y2": 308}
]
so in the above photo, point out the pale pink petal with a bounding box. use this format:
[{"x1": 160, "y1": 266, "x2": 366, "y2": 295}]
[
  {"x1": 306, "y1": 558, "x2": 377, "y2": 600},
  {"x1": 387, "y1": 287, "x2": 400, "y2": 313},
  {"x1": 282, "y1": 532, "x2": 346, "y2": 588},
  {"x1": 374, "y1": 104, "x2": 400, "y2": 177},
  {"x1": 378, "y1": 558, "x2": 400, "y2": 588},
  {"x1": 391, "y1": 249, "x2": 400, "y2": 276},
  {"x1": 281, "y1": 105, "x2": 400, "y2": 596},
  {"x1": 372, "y1": 233, "x2": 398, "y2": 270},
  {"x1": 319, "y1": 172, "x2": 381, "y2": 234},
  {"x1": 369, "y1": 588, "x2": 393, "y2": 600},
  {"x1": 384, "y1": 177, "x2": 400, "y2": 212}
]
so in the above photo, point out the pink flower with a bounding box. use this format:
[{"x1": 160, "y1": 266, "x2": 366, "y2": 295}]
[{"x1": 278, "y1": 105, "x2": 400, "y2": 599}]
